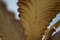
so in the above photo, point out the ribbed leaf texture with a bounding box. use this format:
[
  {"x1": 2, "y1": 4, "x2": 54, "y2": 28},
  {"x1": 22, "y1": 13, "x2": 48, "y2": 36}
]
[
  {"x1": 18, "y1": 0, "x2": 60, "y2": 40},
  {"x1": 0, "y1": 1, "x2": 26, "y2": 40}
]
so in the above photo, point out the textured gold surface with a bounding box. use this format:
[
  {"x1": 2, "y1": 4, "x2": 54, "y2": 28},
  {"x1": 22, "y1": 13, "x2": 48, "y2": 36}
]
[
  {"x1": 18, "y1": 0, "x2": 60, "y2": 40},
  {"x1": 0, "y1": 0, "x2": 60, "y2": 40}
]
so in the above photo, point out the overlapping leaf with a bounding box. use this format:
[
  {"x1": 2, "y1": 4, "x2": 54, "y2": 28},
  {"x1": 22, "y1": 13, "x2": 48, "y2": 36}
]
[{"x1": 0, "y1": 1, "x2": 26, "y2": 40}]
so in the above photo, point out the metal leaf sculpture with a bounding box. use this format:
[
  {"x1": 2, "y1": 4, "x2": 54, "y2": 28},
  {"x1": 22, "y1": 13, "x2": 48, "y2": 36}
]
[
  {"x1": 0, "y1": 1, "x2": 26, "y2": 40},
  {"x1": 17, "y1": 0, "x2": 60, "y2": 40}
]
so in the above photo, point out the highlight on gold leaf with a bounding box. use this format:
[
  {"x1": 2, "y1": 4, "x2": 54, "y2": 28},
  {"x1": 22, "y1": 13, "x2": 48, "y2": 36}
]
[{"x1": 43, "y1": 20, "x2": 60, "y2": 40}]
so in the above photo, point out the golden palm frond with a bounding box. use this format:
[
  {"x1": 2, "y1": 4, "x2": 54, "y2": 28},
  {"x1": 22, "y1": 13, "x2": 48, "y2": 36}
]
[{"x1": 17, "y1": 0, "x2": 60, "y2": 40}]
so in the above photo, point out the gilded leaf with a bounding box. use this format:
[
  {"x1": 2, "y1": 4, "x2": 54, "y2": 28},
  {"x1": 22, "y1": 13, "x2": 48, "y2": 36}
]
[{"x1": 18, "y1": 0, "x2": 60, "y2": 40}]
